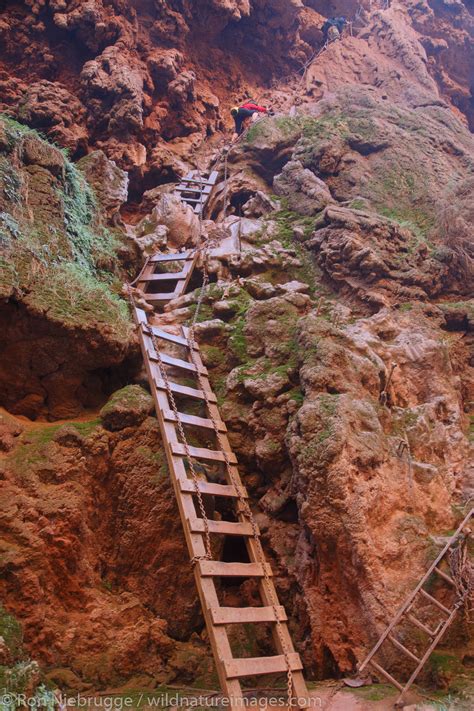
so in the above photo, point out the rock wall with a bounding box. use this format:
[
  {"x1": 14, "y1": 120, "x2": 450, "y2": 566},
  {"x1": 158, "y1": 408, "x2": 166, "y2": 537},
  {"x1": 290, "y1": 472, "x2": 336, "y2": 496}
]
[
  {"x1": 0, "y1": 0, "x2": 473, "y2": 698},
  {"x1": 0, "y1": 1, "x2": 472, "y2": 192}
]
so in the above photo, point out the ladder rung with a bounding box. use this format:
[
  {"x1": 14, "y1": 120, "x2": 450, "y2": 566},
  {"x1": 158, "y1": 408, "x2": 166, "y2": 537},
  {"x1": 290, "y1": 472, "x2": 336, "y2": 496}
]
[
  {"x1": 149, "y1": 251, "x2": 193, "y2": 263},
  {"x1": 155, "y1": 352, "x2": 207, "y2": 375},
  {"x1": 176, "y1": 184, "x2": 213, "y2": 193},
  {"x1": 171, "y1": 442, "x2": 237, "y2": 463},
  {"x1": 224, "y1": 653, "x2": 303, "y2": 679},
  {"x1": 407, "y1": 614, "x2": 436, "y2": 638},
  {"x1": 164, "y1": 410, "x2": 227, "y2": 432},
  {"x1": 178, "y1": 177, "x2": 215, "y2": 186},
  {"x1": 144, "y1": 325, "x2": 197, "y2": 349},
  {"x1": 138, "y1": 270, "x2": 189, "y2": 283},
  {"x1": 143, "y1": 292, "x2": 180, "y2": 302},
  {"x1": 180, "y1": 479, "x2": 247, "y2": 498},
  {"x1": 434, "y1": 566, "x2": 456, "y2": 586},
  {"x1": 180, "y1": 196, "x2": 204, "y2": 203},
  {"x1": 419, "y1": 589, "x2": 451, "y2": 615},
  {"x1": 199, "y1": 561, "x2": 273, "y2": 578},
  {"x1": 387, "y1": 635, "x2": 421, "y2": 663},
  {"x1": 154, "y1": 378, "x2": 217, "y2": 403},
  {"x1": 211, "y1": 606, "x2": 288, "y2": 625},
  {"x1": 369, "y1": 661, "x2": 404, "y2": 691},
  {"x1": 190, "y1": 518, "x2": 254, "y2": 537}
]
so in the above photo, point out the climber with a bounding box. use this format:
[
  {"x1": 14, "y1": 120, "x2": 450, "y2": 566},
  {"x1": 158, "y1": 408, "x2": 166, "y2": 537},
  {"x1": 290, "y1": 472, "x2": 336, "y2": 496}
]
[
  {"x1": 321, "y1": 16, "x2": 347, "y2": 44},
  {"x1": 231, "y1": 100, "x2": 271, "y2": 140}
]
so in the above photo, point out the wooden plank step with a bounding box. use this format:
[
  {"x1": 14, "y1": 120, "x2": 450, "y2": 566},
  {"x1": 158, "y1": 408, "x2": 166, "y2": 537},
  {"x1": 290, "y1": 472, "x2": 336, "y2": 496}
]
[
  {"x1": 138, "y1": 270, "x2": 189, "y2": 283},
  {"x1": 155, "y1": 352, "x2": 207, "y2": 375},
  {"x1": 407, "y1": 614, "x2": 436, "y2": 638},
  {"x1": 164, "y1": 410, "x2": 227, "y2": 432},
  {"x1": 176, "y1": 183, "x2": 213, "y2": 193},
  {"x1": 154, "y1": 377, "x2": 217, "y2": 403},
  {"x1": 179, "y1": 479, "x2": 247, "y2": 499},
  {"x1": 149, "y1": 251, "x2": 193, "y2": 263},
  {"x1": 171, "y1": 442, "x2": 237, "y2": 463},
  {"x1": 387, "y1": 635, "x2": 421, "y2": 663},
  {"x1": 143, "y1": 325, "x2": 197, "y2": 349},
  {"x1": 199, "y1": 561, "x2": 273, "y2": 578},
  {"x1": 224, "y1": 653, "x2": 303, "y2": 679},
  {"x1": 419, "y1": 589, "x2": 451, "y2": 615},
  {"x1": 142, "y1": 292, "x2": 179, "y2": 302},
  {"x1": 180, "y1": 196, "x2": 205, "y2": 204},
  {"x1": 190, "y1": 518, "x2": 254, "y2": 537},
  {"x1": 434, "y1": 566, "x2": 456, "y2": 586},
  {"x1": 211, "y1": 606, "x2": 288, "y2": 625},
  {"x1": 178, "y1": 177, "x2": 216, "y2": 187},
  {"x1": 369, "y1": 661, "x2": 403, "y2": 691}
]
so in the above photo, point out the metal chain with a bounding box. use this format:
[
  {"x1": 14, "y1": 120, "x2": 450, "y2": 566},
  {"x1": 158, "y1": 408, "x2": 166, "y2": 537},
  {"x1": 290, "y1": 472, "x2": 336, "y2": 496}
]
[
  {"x1": 223, "y1": 149, "x2": 229, "y2": 221},
  {"x1": 152, "y1": 337, "x2": 213, "y2": 563},
  {"x1": 130, "y1": 161, "x2": 297, "y2": 703},
  {"x1": 185, "y1": 164, "x2": 295, "y2": 704},
  {"x1": 149, "y1": 169, "x2": 214, "y2": 564},
  {"x1": 184, "y1": 330, "x2": 296, "y2": 704}
]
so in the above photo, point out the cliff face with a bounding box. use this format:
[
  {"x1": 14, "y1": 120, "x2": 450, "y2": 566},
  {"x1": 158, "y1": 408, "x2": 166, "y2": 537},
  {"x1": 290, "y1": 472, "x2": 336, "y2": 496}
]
[
  {"x1": 0, "y1": 0, "x2": 473, "y2": 193},
  {"x1": 0, "y1": 0, "x2": 473, "y2": 700}
]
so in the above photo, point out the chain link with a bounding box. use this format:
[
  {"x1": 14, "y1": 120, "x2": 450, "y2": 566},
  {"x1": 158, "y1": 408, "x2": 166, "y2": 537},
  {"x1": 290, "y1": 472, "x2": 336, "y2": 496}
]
[{"x1": 185, "y1": 325, "x2": 296, "y2": 704}]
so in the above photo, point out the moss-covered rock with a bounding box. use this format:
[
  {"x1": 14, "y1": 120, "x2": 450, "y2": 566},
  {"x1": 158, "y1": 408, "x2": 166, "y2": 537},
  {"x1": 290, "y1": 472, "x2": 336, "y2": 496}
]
[
  {"x1": 100, "y1": 385, "x2": 154, "y2": 431},
  {"x1": 0, "y1": 117, "x2": 136, "y2": 418}
]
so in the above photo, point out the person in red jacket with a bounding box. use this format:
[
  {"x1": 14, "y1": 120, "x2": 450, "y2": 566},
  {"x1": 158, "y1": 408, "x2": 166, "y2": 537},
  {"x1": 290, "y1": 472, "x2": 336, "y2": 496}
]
[{"x1": 231, "y1": 100, "x2": 270, "y2": 139}]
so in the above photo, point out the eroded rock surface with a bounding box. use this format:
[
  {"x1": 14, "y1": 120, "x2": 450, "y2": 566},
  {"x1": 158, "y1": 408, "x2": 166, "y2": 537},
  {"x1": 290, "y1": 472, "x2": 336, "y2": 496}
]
[{"x1": 0, "y1": 0, "x2": 473, "y2": 697}]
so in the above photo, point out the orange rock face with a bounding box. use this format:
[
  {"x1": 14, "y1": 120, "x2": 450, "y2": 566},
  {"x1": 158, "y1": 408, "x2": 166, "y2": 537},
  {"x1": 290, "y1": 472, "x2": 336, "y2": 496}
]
[
  {"x1": 0, "y1": 0, "x2": 473, "y2": 696},
  {"x1": 0, "y1": 1, "x2": 472, "y2": 190}
]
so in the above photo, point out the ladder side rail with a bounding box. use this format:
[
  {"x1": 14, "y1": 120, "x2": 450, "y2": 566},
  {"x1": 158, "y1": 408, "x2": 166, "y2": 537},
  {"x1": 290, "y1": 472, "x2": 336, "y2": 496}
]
[
  {"x1": 134, "y1": 307, "x2": 243, "y2": 702},
  {"x1": 396, "y1": 605, "x2": 460, "y2": 704},
  {"x1": 359, "y1": 508, "x2": 474, "y2": 673},
  {"x1": 181, "y1": 327, "x2": 309, "y2": 702}
]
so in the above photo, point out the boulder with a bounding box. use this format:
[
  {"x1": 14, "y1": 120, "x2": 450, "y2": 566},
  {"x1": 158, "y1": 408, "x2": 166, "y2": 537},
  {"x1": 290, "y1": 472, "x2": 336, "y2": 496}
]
[
  {"x1": 141, "y1": 193, "x2": 200, "y2": 249},
  {"x1": 100, "y1": 385, "x2": 154, "y2": 431},
  {"x1": 274, "y1": 159, "x2": 334, "y2": 215},
  {"x1": 77, "y1": 150, "x2": 129, "y2": 221},
  {"x1": 16, "y1": 80, "x2": 88, "y2": 154}
]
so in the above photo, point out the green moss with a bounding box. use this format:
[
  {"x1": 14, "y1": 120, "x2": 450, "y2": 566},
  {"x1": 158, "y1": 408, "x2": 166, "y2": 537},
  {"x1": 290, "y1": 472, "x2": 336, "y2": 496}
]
[
  {"x1": 188, "y1": 301, "x2": 213, "y2": 323},
  {"x1": 101, "y1": 385, "x2": 151, "y2": 416},
  {"x1": 287, "y1": 388, "x2": 304, "y2": 406},
  {"x1": 342, "y1": 684, "x2": 395, "y2": 701},
  {"x1": 301, "y1": 113, "x2": 349, "y2": 141},
  {"x1": 244, "y1": 115, "x2": 303, "y2": 145},
  {"x1": 0, "y1": 116, "x2": 132, "y2": 338},
  {"x1": 0, "y1": 605, "x2": 22, "y2": 658},
  {"x1": 429, "y1": 652, "x2": 465, "y2": 677},
  {"x1": 26, "y1": 262, "x2": 132, "y2": 340},
  {"x1": 200, "y1": 345, "x2": 225, "y2": 369},
  {"x1": 349, "y1": 198, "x2": 367, "y2": 211}
]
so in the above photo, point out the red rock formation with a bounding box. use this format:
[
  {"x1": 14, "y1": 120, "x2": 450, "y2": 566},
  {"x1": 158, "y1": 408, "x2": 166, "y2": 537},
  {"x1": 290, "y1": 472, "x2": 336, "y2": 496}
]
[
  {"x1": 0, "y1": 1, "x2": 471, "y2": 192},
  {"x1": 0, "y1": 0, "x2": 473, "y2": 699}
]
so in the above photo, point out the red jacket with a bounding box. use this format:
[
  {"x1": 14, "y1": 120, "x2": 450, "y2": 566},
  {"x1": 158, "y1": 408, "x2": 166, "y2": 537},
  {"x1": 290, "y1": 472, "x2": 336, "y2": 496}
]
[{"x1": 241, "y1": 102, "x2": 267, "y2": 113}]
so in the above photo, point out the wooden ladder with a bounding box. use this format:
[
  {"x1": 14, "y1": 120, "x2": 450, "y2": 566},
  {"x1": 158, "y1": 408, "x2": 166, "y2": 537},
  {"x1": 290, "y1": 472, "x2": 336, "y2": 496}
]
[
  {"x1": 175, "y1": 170, "x2": 219, "y2": 215},
  {"x1": 359, "y1": 508, "x2": 473, "y2": 705},
  {"x1": 131, "y1": 248, "x2": 308, "y2": 704},
  {"x1": 134, "y1": 250, "x2": 198, "y2": 304}
]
